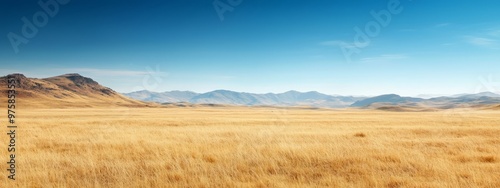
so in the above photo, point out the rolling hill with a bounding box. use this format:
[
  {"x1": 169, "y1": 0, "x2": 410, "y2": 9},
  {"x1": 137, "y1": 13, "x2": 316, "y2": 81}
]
[
  {"x1": 0, "y1": 73, "x2": 152, "y2": 108},
  {"x1": 350, "y1": 92, "x2": 500, "y2": 110},
  {"x1": 350, "y1": 94, "x2": 424, "y2": 107}
]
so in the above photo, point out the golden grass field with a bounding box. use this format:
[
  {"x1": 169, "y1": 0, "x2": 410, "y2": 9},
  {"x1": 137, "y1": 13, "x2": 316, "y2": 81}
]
[{"x1": 1, "y1": 107, "x2": 500, "y2": 187}]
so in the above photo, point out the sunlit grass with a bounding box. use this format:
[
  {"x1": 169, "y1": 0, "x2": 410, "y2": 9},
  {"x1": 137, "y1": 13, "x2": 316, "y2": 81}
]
[{"x1": 1, "y1": 107, "x2": 499, "y2": 187}]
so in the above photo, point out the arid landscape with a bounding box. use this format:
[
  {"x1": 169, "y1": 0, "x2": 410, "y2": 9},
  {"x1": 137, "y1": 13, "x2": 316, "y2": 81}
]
[
  {"x1": 3, "y1": 1, "x2": 500, "y2": 187},
  {"x1": 1, "y1": 74, "x2": 500, "y2": 187},
  {"x1": 0, "y1": 107, "x2": 499, "y2": 187}
]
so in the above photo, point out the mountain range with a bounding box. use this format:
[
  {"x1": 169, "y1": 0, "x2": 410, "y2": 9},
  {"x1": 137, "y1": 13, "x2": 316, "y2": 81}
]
[
  {"x1": 124, "y1": 90, "x2": 500, "y2": 110},
  {"x1": 350, "y1": 93, "x2": 500, "y2": 110},
  {"x1": 124, "y1": 90, "x2": 365, "y2": 108},
  {"x1": 2, "y1": 73, "x2": 499, "y2": 110}
]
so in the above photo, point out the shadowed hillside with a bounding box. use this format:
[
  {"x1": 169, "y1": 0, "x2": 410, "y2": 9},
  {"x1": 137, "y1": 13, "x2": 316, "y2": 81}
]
[{"x1": 0, "y1": 73, "x2": 153, "y2": 108}]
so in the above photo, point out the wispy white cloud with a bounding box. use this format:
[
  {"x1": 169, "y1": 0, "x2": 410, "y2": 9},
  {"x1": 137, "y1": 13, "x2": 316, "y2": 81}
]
[
  {"x1": 360, "y1": 54, "x2": 408, "y2": 63},
  {"x1": 0, "y1": 69, "x2": 22, "y2": 74},
  {"x1": 442, "y1": 43, "x2": 456, "y2": 46},
  {"x1": 488, "y1": 29, "x2": 500, "y2": 37},
  {"x1": 463, "y1": 28, "x2": 500, "y2": 49},
  {"x1": 320, "y1": 40, "x2": 357, "y2": 48},
  {"x1": 464, "y1": 36, "x2": 496, "y2": 47},
  {"x1": 0, "y1": 69, "x2": 51, "y2": 78},
  {"x1": 1, "y1": 67, "x2": 169, "y2": 80},
  {"x1": 56, "y1": 68, "x2": 166, "y2": 77},
  {"x1": 435, "y1": 23, "x2": 451, "y2": 27},
  {"x1": 399, "y1": 29, "x2": 416, "y2": 32}
]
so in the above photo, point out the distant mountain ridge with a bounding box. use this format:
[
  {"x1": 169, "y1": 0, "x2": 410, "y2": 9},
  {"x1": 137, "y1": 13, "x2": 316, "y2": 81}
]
[
  {"x1": 125, "y1": 90, "x2": 198, "y2": 103},
  {"x1": 350, "y1": 94, "x2": 423, "y2": 107},
  {"x1": 124, "y1": 90, "x2": 365, "y2": 108},
  {"x1": 125, "y1": 90, "x2": 500, "y2": 109},
  {"x1": 350, "y1": 92, "x2": 500, "y2": 110},
  {"x1": 4, "y1": 73, "x2": 499, "y2": 110}
]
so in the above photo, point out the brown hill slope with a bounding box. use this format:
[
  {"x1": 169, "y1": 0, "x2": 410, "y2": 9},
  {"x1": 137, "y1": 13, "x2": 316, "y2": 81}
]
[
  {"x1": 0, "y1": 73, "x2": 154, "y2": 108},
  {"x1": 487, "y1": 104, "x2": 500, "y2": 110}
]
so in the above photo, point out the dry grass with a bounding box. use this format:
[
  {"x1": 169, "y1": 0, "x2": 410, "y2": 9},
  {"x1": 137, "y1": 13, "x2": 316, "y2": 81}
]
[{"x1": 1, "y1": 107, "x2": 500, "y2": 187}]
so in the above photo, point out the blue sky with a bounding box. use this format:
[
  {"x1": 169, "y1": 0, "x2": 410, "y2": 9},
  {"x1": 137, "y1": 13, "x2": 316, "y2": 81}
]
[{"x1": 1, "y1": 0, "x2": 500, "y2": 96}]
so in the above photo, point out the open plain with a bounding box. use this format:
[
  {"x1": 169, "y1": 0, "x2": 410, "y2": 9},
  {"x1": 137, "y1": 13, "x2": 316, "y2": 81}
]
[{"x1": 1, "y1": 107, "x2": 499, "y2": 187}]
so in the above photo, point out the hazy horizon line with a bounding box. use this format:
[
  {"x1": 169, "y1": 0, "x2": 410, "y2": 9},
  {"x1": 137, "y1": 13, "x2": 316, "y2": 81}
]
[
  {"x1": 3, "y1": 72, "x2": 497, "y2": 99},
  {"x1": 124, "y1": 89, "x2": 499, "y2": 99}
]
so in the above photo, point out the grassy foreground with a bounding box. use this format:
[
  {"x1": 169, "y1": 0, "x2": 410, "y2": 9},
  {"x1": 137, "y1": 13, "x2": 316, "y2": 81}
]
[{"x1": 1, "y1": 107, "x2": 499, "y2": 187}]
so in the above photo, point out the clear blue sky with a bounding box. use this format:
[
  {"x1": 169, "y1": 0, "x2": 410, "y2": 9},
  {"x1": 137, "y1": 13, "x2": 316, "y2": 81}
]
[{"x1": 1, "y1": 0, "x2": 500, "y2": 96}]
